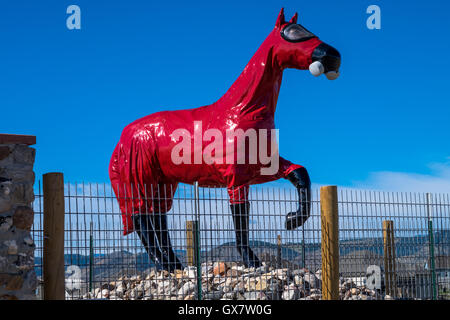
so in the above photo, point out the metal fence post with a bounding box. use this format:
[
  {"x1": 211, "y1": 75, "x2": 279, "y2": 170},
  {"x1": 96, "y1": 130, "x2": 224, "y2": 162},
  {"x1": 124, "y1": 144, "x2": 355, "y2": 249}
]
[
  {"x1": 320, "y1": 186, "x2": 339, "y2": 300},
  {"x1": 89, "y1": 221, "x2": 94, "y2": 293},
  {"x1": 43, "y1": 172, "x2": 65, "y2": 300},
  {"x1": 426, "y1": 193, "x2": 437, "y2": 300},
  {"x1": 193, "y1": 181, "x2": 202, "y2": 300},
  {"x1": 382, "y1": 220, "x2": 397, "y2": 298}
]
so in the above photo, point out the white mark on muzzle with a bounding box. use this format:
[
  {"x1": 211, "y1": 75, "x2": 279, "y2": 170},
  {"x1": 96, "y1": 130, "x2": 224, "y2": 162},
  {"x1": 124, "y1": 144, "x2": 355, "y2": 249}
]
[{"x1": 309, "y1": 61, "x2": 324, "y2": 77}]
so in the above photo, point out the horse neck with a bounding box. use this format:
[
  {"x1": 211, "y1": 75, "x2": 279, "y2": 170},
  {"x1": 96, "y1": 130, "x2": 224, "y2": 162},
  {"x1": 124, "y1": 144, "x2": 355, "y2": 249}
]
[{"x1": 214, "y1": 39, "x2": 283, "y2": 118}]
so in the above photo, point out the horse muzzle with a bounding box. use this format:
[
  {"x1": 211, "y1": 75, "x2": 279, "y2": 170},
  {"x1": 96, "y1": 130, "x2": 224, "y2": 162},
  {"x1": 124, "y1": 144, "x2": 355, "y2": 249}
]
[{"x1": 309, "y1": 42, "x2": 341, "y2": 80}]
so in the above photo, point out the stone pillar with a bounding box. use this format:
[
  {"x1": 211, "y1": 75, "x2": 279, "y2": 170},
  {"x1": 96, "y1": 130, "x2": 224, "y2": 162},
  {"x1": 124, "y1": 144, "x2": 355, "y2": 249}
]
[{"x1": 0, "y1": 134, "x2": 37, "y2": 300}]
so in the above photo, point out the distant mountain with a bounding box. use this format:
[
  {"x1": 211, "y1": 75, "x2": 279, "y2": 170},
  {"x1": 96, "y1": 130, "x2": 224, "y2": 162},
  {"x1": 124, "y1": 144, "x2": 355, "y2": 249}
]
[
  {"x1": 34, "y1": 230, "x2": 449, "y2": 282},
  {"x1": 286, "y1": 229, "x2": 450, "y2": 258}
]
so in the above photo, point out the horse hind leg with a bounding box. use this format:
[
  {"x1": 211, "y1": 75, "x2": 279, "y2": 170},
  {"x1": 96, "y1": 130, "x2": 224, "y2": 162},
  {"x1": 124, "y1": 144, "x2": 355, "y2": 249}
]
[
  {"x1": 133, "y1": 214, "x2": 166, "y2": 270},
  {"x1": 152, "y1": 211, "x2": 184, "y2": 272},
  {"x1": 142, "y1": 183, "x2": 183, "y2": 272}
]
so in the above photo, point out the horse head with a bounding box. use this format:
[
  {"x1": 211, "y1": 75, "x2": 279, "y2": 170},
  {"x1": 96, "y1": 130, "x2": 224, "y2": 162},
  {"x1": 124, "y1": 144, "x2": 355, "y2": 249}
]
[{"x1": 268, "y1": 8, "x2": 341, "y2": 80}]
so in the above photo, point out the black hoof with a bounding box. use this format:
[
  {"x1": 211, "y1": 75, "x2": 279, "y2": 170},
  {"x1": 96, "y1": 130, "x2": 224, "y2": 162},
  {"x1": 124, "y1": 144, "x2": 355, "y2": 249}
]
[
  {"x1": 285, "y1": 211, "x2": 309, "y2": 230},
  {"x1": 242, "y1": 256, "x2": 262, "y2": 269}
]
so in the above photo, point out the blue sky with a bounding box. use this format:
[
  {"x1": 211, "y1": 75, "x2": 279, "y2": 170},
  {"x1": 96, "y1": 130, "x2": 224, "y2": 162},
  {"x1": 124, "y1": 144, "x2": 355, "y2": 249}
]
[{"x1": 1, "y1": 0, "x2": 449, "y2": 192}]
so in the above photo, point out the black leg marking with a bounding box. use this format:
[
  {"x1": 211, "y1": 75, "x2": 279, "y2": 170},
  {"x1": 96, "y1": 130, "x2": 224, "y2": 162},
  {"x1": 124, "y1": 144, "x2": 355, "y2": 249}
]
[
  {"x1": 152, "y1": 213, "x2": 184, "y2": 272},
  {"x1": 231, "y1": 202, "x2": 261, "y2": 268},
  {"x1": 285, "y1": 167, "x2": 312, "y2": 230}
]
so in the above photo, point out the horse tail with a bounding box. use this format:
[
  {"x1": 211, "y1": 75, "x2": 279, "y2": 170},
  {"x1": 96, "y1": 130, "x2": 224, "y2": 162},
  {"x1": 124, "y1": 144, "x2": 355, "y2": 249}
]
[{"x1": 109, "y1": 143, "x2": 135, "y2": 235}]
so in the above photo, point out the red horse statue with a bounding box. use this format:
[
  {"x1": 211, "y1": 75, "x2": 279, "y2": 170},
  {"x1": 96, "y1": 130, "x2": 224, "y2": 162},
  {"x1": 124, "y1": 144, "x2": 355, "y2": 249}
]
[{"x1": 109, "y1": 8, "x2": 341, "y2": 271}]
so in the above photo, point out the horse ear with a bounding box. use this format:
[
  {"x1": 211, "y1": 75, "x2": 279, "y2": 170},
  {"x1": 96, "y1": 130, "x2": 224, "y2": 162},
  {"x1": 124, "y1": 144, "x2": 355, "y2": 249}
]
[
  {"x1": 289, "y1": 12, "x2": 298, "y2": 24},
  {"x1": 275, "y1": 8, "x2": 285, "y2": 28}
]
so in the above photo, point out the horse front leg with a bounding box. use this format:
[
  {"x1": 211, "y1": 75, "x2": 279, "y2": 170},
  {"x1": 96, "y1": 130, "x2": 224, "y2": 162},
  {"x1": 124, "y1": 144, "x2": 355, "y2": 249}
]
[
  {"x1": 255, "y1": 157, "x2": 312, "y2": 230},
  {"x1": 231, "y1": 202, "x2": 262, "y2": 268},
  {"x1": 284, "y1": 166, "x2": 312, "y2": 230},
  {"x1": 228, "y1": 186, "x2": 262, "y2": 268}
]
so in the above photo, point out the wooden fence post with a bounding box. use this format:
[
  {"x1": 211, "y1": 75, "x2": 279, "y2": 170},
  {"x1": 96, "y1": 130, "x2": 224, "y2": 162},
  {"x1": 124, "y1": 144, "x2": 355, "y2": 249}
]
[
  {"x1": 186, "y1": 221, "x2": 195, "y2": 266},
  {"x1": 383, "y1": 220, "x2": 397, "y2": 297},
  {"x1": 186, "y1": 220, "x2": 200, "y2": 267},
  {"x1": 43, "y1": 172, "x2": 65, "y2": 300},
  {"x1": 320, "y1": 186, "x2": 339, "y2": 300}
]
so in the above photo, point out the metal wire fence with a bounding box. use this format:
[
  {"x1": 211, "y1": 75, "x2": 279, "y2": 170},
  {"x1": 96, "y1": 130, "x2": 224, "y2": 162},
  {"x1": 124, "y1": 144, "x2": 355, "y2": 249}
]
[{"x1": 31, "y1": 182, "x2": 450, "y2": 300}]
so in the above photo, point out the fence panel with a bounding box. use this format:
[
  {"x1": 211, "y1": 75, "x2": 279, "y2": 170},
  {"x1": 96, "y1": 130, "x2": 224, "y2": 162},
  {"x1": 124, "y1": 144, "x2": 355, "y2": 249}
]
[{"x1": 31, "y1": 182, "x2": 450, "y2": 300}]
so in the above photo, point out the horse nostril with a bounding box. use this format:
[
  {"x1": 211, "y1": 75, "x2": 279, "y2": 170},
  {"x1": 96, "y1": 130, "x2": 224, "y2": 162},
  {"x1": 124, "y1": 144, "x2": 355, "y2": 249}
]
[
  {"x1": 311, "y1": 43, "x2": 341, "y2": 73},
  {"x1": 325, "y1": 71, "x2": 340, "y2": 80}
]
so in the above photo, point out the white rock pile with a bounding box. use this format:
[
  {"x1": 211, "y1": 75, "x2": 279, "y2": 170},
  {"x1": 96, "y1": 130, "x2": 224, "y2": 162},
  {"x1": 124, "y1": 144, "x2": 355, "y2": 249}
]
[{"x1": 78, "y1": 261, "x2": 386, "y2": 300}]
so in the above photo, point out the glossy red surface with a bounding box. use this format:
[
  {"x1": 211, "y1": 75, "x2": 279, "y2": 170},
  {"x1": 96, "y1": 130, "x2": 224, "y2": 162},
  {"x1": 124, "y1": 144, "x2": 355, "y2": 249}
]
[{"x1": 110, "y1": 9, "x2": 325, "y2": 234}]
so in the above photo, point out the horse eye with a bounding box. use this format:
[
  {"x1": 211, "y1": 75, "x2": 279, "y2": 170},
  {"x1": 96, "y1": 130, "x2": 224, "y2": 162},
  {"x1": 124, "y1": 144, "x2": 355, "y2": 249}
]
[{"x1": 282, "y1": 24, "x2": 316, "y2": 43}]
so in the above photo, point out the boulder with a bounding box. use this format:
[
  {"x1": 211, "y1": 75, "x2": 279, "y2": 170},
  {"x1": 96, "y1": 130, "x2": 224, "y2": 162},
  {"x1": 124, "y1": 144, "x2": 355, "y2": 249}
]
[
  {"x1": 213, "y1": 262, "x2": 228, "y2": 276},
  {"x1": 243, "y1": 291, "x2": 267, "y2": 300},
  {"x1": 178, "y1": 281, "x2": 196, "y2": 297},
  {"x1": 203, "y1": 290, "x2": 223, "y2": 300},
  {"x1": 282, "y1": 284, "x2": 300, "y2": 300},
  {"x1": 303, "y1": 272, "x2": 320, "y2": 289}
]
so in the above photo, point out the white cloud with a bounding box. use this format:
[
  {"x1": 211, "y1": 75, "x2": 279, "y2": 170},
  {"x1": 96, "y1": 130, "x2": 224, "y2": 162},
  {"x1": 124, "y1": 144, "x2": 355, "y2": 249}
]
[{"x1": 350, "y1": 161, "x2": 450, "y2": 194}]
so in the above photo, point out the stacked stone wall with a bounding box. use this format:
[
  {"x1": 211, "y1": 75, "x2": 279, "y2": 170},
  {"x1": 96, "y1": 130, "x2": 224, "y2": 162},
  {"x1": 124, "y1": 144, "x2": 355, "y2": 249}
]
[{"x1": 0, "y1": 134, "x2": 37, "y2": 300}]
